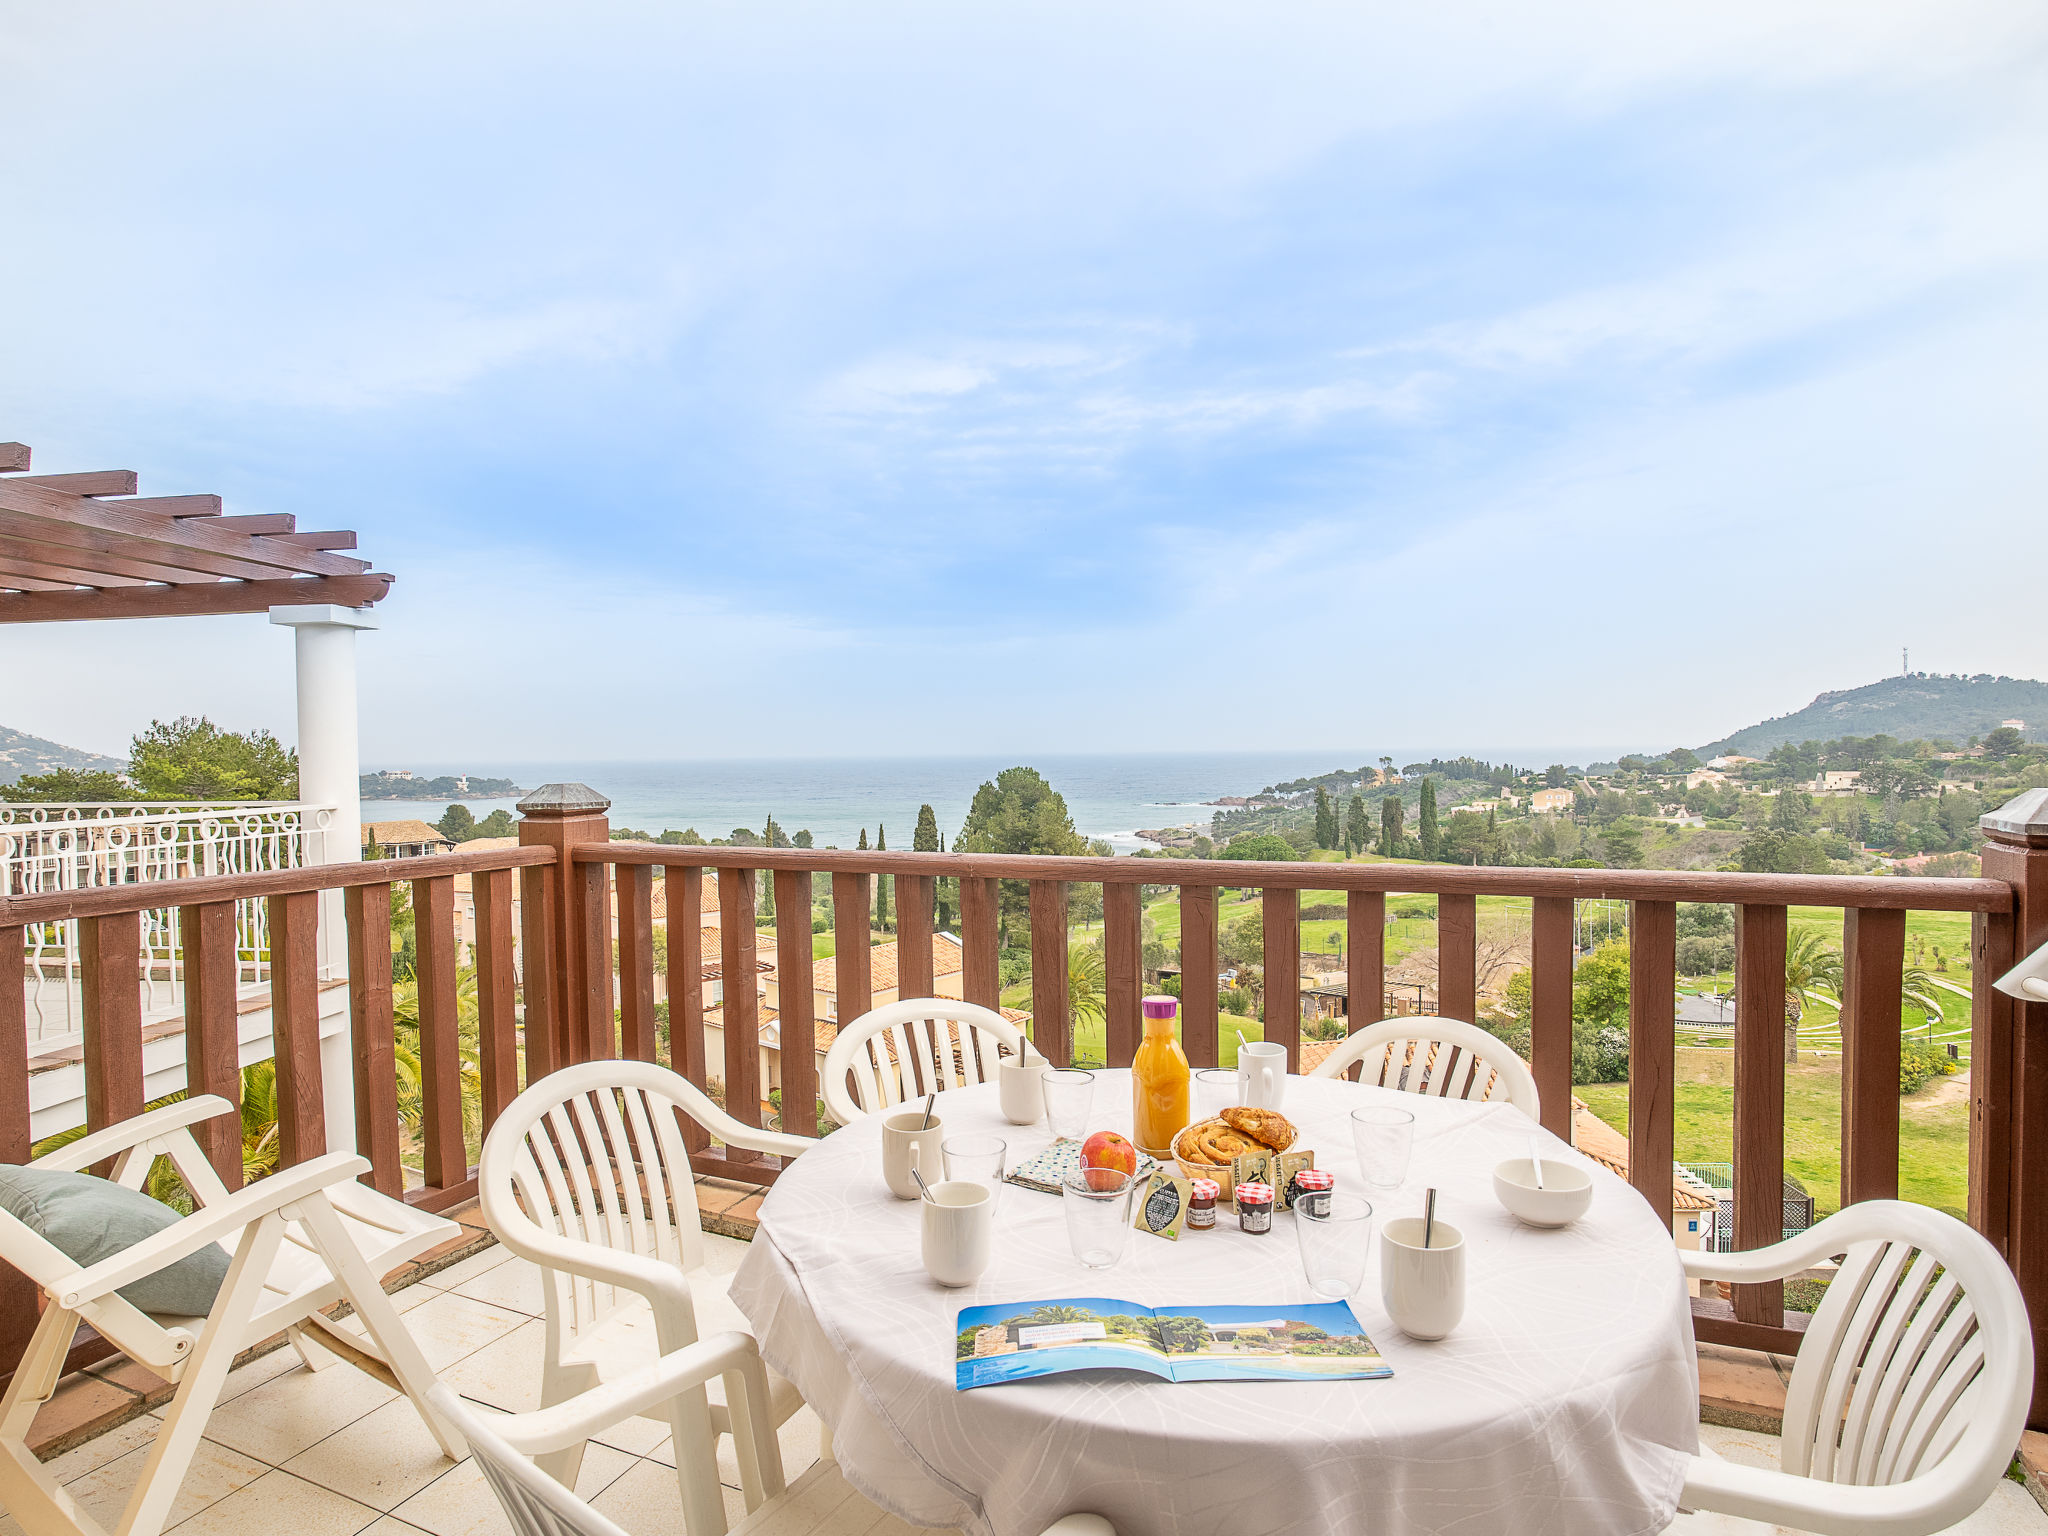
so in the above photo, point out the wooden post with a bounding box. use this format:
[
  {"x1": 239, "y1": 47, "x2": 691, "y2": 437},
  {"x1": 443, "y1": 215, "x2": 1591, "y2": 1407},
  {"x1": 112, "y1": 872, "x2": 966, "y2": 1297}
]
[
  {"x1": 268, "y1": 891, "x2": 326, "y2": 1167},
  {"x1": 344, "y1": 884, "x2": 402, "y2": 1196},
  {"x1": 414, "y1": 875, "x2": 465, "y2": 1190},
  {"x1": 81, "y1": 912, "x2": 145, "y2": 1161},
  {"x1": 1733, "y1": 903, "x2": 1787, "y2": 1325},
  {"x1": 898, "y1": 874, "x2": 935, "y2": 1001},
  {"x1": 959, "y1": 877, "x2": 1001, "y2": 1012},
  {"x1": 720, "y1": 868, "x2": 764, "y2": 1145},
  {"x1": 1980, "y1": 789, "x2": 2048, "y2": 1426},
  {"x1": 1530, "y1": 896, "x2": 1575, "y2": 1139},
  {"x1": 181, "y1": 902, "x2": 243, "y2": 1189},
  {"x1": 833, "y1": 873, "x2": 873, "y2": 1027},
  {"x1": 1627, "y1": 900, "x2": 1676, "y2": 1230},
  {"x1": 1840, "y1": 907, "x2": 1905, "y2": 1205},
  {"x1": 1438, "y1": 893, "x2": 1477, "y2": 1022},
  {"x1": 1104, "y1": 883, "x2": 1142, "y2": 1068},
  {"x1": 0, "y1": 926, "x2": 35, "y2": 1377},
  {"x1": 665, "y1": 866, "x2": 708, "y2": 1151},
  {"x1": 616, "y1": 863, "x2": 657, "y2": 1062},
  {"x1": 516, "y1": 783, "x2": 612, "y2": 1069},
  {"x1": 1345, "y1": 890, "x2": 1385, "y2": 1039},
  {"x1": 1030, "y1": 881, "x2": 1071, "y2": 1065},
  {"x1": 1181, "y1": 887, "x2": 1219, "y2": 1069},
  {"x1": 772, "y1": 870, "x2": 818, "y2": 1136},
  {"x1": 472, "y1": 868, "x2": 520, "y2": 1129},
  {"x1": 1263, "y1": 887, "x2": 1301, "y2": 1072}
]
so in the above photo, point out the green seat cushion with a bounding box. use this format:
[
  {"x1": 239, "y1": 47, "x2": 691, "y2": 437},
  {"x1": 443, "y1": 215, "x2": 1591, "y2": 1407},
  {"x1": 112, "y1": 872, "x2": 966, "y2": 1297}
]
[{"x1": 0, "y1": 1166, "x2": 230, "y2": 1317}]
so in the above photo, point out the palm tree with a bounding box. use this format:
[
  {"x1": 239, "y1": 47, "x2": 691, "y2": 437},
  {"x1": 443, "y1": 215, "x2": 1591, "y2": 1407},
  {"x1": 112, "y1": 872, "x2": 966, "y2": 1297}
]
[
  {"x1": 1026, "y1": 1303, "x2": 1095, "y2": 1325},
  {"x1": 392, "y1": 969, "x2": 486, "y2": 1158},
  {"x1": 1782, "y1": 929, "x2": 1843, "y2": 1064},
  {"x1": 1067, "y1": 944, "x2": 1107, "y2": 1028}
]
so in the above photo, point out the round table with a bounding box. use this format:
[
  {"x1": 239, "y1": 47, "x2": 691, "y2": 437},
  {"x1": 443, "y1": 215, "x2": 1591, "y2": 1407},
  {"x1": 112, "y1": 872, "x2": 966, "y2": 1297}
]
[{"x1": 730, "y1": 1070, "x2": 1697, "y2": 1536}]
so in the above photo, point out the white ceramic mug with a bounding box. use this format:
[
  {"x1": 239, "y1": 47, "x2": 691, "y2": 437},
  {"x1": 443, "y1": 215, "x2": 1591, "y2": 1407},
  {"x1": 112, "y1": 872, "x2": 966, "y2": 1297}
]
[
  {"x1": 1239, "y1": 1041, "x2": 1288, "y2": 1110},
  {"x1": 882, "y1": 1110, "x2": 946, "y2": 1201},
  {"x1": 920, "y1": 1180, "x2": 993, "y2": 1287},
  {"x1": 997, "y1": 1051, "x2": 1050, "y2": 1125},
  {"x1": 1380, "y1": 1216, "x2": 1465, "y2": 1340}
]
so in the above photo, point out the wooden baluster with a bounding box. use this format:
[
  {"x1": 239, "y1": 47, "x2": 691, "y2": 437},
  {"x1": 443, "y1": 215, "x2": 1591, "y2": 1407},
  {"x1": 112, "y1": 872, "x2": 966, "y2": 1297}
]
[
  {"x1": 1030, "y1": 880, "x2": 1070, "y2": 1065},
  {"x1": 898, "y1": 874, "x2": 935, "y2": 1000},
  {"x1": 268, "y1": 891, "x2": 326, "y2": 1167},
  {"x1": 472, "y1": 868, "x2": 519, "y2": 1130},
  {"x1": 1104, "y1": 883, "x2": 1142, "y2": 1069},
  {"x1": 415, "y1": 875, "x2": 465, "y2": 1190},
  {"x1": 959, "y1": 877, "x2": 1000, "y2": 1012},
  {"x1": 1733, "y1": 903, "x2": 1788, "y2": 1325},
  {"x1": 1181, "y1": 886, "x2": 1219, "y2": 1069},
  {"x1": 345, "y1": 884, "x2": 402, "y2": 1197},
  {"x1": 1841, "y1": 908, "x2": 1905, "y2": 1205},
  {"x1": 577, "y1": 860, "x2": 615, "y2": 1060},
  {"x1": 666, "y1": 867, "x2": 708, "y2": 1152},
  {"x1": 81, "y1": 912, "x2": 145, "y2": 1173},
  {"x1": 773, "y1": 870, "x2": 819, "y2": 1137},
  {"x1": 832, "y1": 873, "x2": 873, "y2": 1028},
  {"x1": 1438, "y1": 892, "x2": 1477, "y2": 1022},
  {"x1": 616, "y1": 863, "x2": 657, "y2": 1063},
  {"x1": 1346, "y1": 889, "x2": 1386, "y2": 1045},
  {"x1": 1970, "y1": 907, "x2": 2016, "y2": 1253},
  {"x1": 181, "y1": 902, "x2": 243, "y2": 1189},
  {"x1": 1530, "y1": 896, "x2": 1575, "y2": 1138},
  {"x1": 518, "y1": 862, "x2": 559, "y2": 1080},
  {"x1": 1263, "y1": 887, "x2": 1301, "y2": 1072},
  {"x1": 1628, "y1": 900, "x2": 1676, "y2": 1229},
  {"x1": 0, "y1": 926, "x2": 36, "y2": 1377},
  {"x1": 720, "y1": 868, "x2": 764, "y2": 1148}
]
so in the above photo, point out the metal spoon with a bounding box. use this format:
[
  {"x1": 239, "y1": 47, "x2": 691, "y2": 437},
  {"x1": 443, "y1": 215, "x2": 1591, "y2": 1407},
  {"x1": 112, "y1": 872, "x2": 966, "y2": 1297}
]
[
  {"x1": 1422, "y1": 1187, "x2": 1437, "y2": 1249},
  {"x1": 910, "y1": 1166, "x2": 937, "y2": 1204},
  {"x1": 1530, "y1": 1137, "x2": 1547, "y2": 1190}
]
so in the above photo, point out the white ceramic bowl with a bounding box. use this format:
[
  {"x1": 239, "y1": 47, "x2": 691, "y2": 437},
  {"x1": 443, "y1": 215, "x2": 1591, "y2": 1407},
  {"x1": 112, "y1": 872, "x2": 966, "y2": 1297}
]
[{"x1": 1492, "y1": 1158, "x2": 1593, "y2": 1228}]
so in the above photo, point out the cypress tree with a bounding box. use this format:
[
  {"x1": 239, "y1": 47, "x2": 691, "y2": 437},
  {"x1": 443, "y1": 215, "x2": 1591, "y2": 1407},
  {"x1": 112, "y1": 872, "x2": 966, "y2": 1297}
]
[
  {"x1": 875, "y1": 824, "x2": 891, "y2": 928},
  {"x1": 1418, "y1": 778, "x2": 1440, "y2": 861},
  {"x1": 1379, "y1": 794, "x2": 1405, "y2": 857},
  {"x1": 1313, "y1": 786, "x2": 1336, "y2": 849},
  {"x1": 913, "y1": 804, "x2": 940, "y2": 852},
  {"x1": 1345, "y1": 794, "x2": 1367, "y2": 856}
]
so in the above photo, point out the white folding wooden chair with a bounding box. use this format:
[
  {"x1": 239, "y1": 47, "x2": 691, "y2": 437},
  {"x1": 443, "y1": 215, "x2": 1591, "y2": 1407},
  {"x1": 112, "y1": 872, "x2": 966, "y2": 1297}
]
[
  {"x1": 429, "y1": 1332, "x2": 1118, "y2": 1536},
  {"x1": 1305, "y1": 1015, "x2": 1540, "y2": 1120},
  {"x1": 477, "y1": 1060, "x2": 814, "y2": 1535},
  {"x1": 820, "y1": 999, "x2": 1027, "y2": 1126},
  {"x1": 1672, "y1": 1200, "x2": 2031, "y2": 1536},
  {"x1": 0, "y1": 1096, "x2": 463, "y2": 1536}
]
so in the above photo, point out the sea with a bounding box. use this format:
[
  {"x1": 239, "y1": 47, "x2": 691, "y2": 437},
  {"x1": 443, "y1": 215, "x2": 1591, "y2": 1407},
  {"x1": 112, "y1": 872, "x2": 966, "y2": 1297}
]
[{"x1": 365, "y1": 747, "x2": 1629, "y2": 854}]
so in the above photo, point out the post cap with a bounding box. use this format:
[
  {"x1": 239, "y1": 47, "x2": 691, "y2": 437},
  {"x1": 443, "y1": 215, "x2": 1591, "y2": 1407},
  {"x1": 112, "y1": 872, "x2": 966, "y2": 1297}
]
[
  {"x1": 516, "y1": 782, "x2": 612, "y2": 815},
  {"x1": 1981, "y1": 788, "x2": 2048, "y2": 842}
]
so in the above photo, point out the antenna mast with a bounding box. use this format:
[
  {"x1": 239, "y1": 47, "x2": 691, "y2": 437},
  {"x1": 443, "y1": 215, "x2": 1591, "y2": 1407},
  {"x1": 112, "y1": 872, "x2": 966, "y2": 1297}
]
[{"x1": 1902, "y1": 646, "x2": 1908, "y2": 676}]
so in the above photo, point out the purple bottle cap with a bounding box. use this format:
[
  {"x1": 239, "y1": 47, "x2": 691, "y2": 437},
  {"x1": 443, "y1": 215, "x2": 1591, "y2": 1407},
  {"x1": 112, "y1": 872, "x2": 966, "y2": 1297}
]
[{"x1": 1142, "y1": 995, "x2": 1177, "y2": 1020}]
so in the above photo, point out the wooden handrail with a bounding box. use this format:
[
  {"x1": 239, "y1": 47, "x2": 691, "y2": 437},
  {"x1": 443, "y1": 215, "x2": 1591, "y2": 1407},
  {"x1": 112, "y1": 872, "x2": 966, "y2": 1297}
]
[
  {"x1": 0, "y1": 844, "x2": 557, "y2": 925},
  {"x1": 584, "y1": 842, "x2": 2012, "y2": 911}
]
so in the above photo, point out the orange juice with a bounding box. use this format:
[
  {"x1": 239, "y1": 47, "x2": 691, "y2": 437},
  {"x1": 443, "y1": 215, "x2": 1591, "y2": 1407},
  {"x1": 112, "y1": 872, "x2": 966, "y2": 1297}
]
[{"x1": 1132, "y1": 995, "x2": 1191, "y2": 1159}]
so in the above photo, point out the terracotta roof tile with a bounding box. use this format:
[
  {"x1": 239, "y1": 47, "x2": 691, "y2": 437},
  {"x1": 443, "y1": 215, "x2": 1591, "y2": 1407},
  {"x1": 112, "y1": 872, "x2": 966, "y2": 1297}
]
[
  {"x1": 362, "y1": 819, "x2": 452, "y2": 848},
  {"x1": 817, "y1": 933, "x2": 964, "y2": 999}
]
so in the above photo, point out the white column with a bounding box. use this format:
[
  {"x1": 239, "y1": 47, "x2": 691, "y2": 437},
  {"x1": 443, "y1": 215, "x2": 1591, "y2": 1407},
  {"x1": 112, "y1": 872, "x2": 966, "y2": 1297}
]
[{"x1": 269, "y1": 603, "x2": 378, "y2": 1153}]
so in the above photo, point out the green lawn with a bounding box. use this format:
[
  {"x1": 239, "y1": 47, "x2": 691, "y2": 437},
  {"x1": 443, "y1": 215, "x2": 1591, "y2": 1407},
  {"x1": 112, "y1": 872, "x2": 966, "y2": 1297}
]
[{"x1": 1576, "y1": 1047, "x2": 1969, "y2": 1220}]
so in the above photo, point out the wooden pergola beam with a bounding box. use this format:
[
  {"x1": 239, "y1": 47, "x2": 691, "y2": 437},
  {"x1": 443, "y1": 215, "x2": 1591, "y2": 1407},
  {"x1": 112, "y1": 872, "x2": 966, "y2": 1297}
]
[
  {"x1": 124, "y1": 495, "x2": 225, "y2": 518},
  {"x1": 274, "y1": 530, "x2": 357, "y2": 550},
  {"x1": 14, "y1": 471, "x2": 139, "y2": 496},
  {"x1": 0, "y1": 510, "x2": 307, "y2": 583},
  {"x1": 0, "y1": 444, "x2": 29, "y2": 473},
  {"x1": 0, "y1": 481, "x2": 366, "y2": 577},
  {"x1": 0, "y1": 574, "x2": 394, "y2": 623}
]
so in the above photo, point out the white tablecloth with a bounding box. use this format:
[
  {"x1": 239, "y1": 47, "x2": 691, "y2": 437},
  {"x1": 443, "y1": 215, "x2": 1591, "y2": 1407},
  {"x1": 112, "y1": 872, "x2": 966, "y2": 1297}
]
[{"x1": 730, "y1": 1071, "x2": 1698, "y2": 1536}]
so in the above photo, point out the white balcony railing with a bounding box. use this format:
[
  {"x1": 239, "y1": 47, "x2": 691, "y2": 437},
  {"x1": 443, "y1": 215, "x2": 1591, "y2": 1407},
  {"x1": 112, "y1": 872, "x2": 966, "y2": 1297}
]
[{"x1": 1, "y1": 802, "x2": 334, "y2": 1048}]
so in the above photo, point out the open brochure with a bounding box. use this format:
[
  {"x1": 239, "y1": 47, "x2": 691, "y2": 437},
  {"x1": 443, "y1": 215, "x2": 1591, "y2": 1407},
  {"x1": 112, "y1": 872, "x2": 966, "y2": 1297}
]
[{"x1": 955, "y1": 1298, "x2": 1392, "y2": 1389}]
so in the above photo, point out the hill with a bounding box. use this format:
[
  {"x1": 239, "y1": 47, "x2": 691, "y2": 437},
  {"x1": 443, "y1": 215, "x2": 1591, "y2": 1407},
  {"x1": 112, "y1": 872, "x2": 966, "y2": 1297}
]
[
  {"x1": 1700, "y1": 675, "x2": 2047, "y2": 757},
  {"x1": 0, "y1": 725, "x2": 125, "y2": 786}
]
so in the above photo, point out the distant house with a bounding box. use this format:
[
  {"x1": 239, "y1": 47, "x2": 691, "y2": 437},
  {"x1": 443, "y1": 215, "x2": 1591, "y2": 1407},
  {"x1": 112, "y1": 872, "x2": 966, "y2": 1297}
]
[
  {"x1": 1706, "y1": 755, "x2": 1757, "y2": 770},
  {"x1": 2001, "y1": 719, "x2": 2026, "y2": 731},
  {"x1": 1684, "y1": 768, "x2": 1729, "y2": 790},
  {"x1": 1807, "y1": 770, "x2": 1861, "y2": 796},
  {"x1": 1530, "y1": 788, "x2": 1574, "y2": 814},
  {"x1": 361, "y1": 819, "x2": 453, "y2": 859}
]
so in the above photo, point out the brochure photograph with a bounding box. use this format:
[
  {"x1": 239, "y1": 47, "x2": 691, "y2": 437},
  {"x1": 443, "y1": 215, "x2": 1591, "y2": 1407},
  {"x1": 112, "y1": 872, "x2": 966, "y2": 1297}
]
[{"x1": 954, "y1": 1298, "x2": 1393, "y2": 1389}]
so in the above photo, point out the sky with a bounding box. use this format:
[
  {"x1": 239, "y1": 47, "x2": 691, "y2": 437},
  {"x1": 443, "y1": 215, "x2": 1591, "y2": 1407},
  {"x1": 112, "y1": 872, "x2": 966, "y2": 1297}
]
[{"x1": 4, "y1": 2, "x2": 2047, "y2": 766}]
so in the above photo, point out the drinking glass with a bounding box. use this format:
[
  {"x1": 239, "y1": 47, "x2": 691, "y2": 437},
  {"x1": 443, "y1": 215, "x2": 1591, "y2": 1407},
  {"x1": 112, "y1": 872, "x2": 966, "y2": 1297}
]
[
  {"x1": 1295, "y1": 1194, "x2": 1374, "y2": 1299},
  {"x1": 1041, "y1": 1069, "x2": 1096, "y2": 1141},
  {"x1": 1351, "y1": 1106, "x2": 1415, "y2": 1190},
  {"x1": 1192, "y1": 1068, "x2": 1246, "y2": 1123},
  {"x1": 943, "y1": 1134, "x2": 1007, "y2": 1199},
  {"x1": 1062, "y1": 1167, "x2": 1136, "y2": 1269}
]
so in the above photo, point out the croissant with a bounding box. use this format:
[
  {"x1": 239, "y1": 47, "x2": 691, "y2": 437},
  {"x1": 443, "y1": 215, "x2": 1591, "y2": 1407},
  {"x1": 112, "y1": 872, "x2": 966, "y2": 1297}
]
[
  {"x1": 1219, "y1": 1106, "x2": 1296, "y2": 1151},
  {"x1": 1175, "y1": 1118, "x2": 1255, "y2": 1165}
]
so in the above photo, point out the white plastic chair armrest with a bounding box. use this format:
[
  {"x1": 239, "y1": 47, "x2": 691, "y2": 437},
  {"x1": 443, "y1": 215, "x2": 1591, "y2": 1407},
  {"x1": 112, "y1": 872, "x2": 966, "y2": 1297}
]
[
  {"x1": 1040, "y1": 1517, "x2": 1117, "y2": 1536},
  {"x1": 1681, "y1": 1449, "x2": 1981, "y2": 1536},
  {"x1": 695, "y1": 1112, "x2": 811, "y2": 1161},
  {"x1": 493, "y1": 1220, "x2": 700, "y2": 1321},
  {"x1": 32, "y1": 1095, "x2": 239, "y2": 1173},
  {"x1": 488, "y1": 1331, "x2": 767, "y2": 1454},
  {"x1": 1680, "y1": 1225, "x2": 1847, "y2": 1287},
  {"x1": 56, "y1": 1151, "x2": 369, "y2": 1308}
]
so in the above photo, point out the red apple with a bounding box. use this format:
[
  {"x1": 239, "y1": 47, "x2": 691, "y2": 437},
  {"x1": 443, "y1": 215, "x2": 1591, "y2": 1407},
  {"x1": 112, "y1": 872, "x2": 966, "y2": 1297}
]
[{"x1": 1080, "y1": 1130, "x2": 1138, "y2": 1177}]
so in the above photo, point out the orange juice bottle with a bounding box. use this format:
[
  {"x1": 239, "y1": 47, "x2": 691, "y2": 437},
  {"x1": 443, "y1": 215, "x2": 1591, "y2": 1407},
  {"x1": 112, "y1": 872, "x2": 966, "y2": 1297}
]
[{"x1": 1132, "y1": 995, "x2": 1191, "y2": 1159}]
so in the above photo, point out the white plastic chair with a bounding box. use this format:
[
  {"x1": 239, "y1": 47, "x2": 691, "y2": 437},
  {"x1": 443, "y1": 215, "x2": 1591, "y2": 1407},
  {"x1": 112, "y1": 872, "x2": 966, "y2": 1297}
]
[
  {"x1": 477, "y1": 1060, "x2": 814, "y2": 1535},
  {"x1": 1672, "y1": 1200, "x2": 2031, "y2": 1536},
  {"x1": 430, "y1": 1331, "x2": 1118, "y2": 1536},
  {"x1": 1306, "y1": 1014, "x2": 1540, "y2": 1121},
  {"x1": 821, "y1": 998, "x2": 1028, "y2": 1126},
  {"x1": 0, "y1": 1097, "x2": 462, "y2": 1536}
]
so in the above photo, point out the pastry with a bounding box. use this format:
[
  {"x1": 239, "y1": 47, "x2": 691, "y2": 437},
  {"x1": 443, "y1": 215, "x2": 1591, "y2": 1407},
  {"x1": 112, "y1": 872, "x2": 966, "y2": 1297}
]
[
  {"x1": 1175, "y1": 1118, "x2": 1255, "y2": 1165},
  {"x1": 1219, "y1": 1105, "x2": 1297, "y2": 1152}
]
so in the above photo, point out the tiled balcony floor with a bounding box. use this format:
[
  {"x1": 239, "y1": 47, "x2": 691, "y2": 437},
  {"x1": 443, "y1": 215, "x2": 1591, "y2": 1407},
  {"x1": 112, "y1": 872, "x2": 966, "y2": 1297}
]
[{"x1": 5, "y1": 1224, "x2": 2046, "y2": 1536}]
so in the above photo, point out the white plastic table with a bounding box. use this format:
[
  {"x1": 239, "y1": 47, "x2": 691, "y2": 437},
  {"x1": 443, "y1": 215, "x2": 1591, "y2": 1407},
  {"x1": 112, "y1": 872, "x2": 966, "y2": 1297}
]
[{"x1": 729, "y1": 1069, "x2": 1698, "y2": 1536}]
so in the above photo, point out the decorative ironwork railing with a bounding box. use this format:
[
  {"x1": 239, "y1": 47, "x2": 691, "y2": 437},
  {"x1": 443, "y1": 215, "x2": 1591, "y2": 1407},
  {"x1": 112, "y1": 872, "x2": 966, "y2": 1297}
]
[{"x1": 1, "y1": 802, "x2": 334, "y2": 1045}]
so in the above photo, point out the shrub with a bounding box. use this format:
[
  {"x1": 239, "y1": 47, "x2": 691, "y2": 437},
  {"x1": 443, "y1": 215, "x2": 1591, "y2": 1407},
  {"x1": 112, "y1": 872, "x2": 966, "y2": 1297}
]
[
  {"x1": 1300, "y1": 904, "x2": 1347, "y2": 921},
  {"x1": 1901, "y1": 1038, "x2": 1956, "y2": 1095},
  {"x1": 1676, "y1": 935, "x2": 1735, "y2": 976}
]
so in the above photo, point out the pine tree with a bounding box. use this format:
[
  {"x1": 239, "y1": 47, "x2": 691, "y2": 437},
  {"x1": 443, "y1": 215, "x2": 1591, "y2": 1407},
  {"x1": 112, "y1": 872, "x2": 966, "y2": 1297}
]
[
  {"x1": 1313, "y1": 786, "x2": 1337, "y2": 849},
  {"x1": 1418, "y1": 778, "x2": 1440, "y2": 861},
  {"x1": 914, "y1": 803, "x2": 949, "y2": 929},
  {"x1": 1345, "y1": 794, "x2": 1368, "y2": 856},
  {"x1": 875, "y1": 824, "x2": 891, "y2": 929},
  {"x1": 1379, "y1": 794, "x2": 1405, "y2": 857},
  {"x1": 913, "y1": 804, "x2": 940, "y2": 852}
]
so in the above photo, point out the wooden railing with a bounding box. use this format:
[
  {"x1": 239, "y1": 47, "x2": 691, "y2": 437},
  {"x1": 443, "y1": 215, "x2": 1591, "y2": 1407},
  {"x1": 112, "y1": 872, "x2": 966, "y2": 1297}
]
[{"x1": 3, "y1": 782, "x2": 2043, "y2": 1427}]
